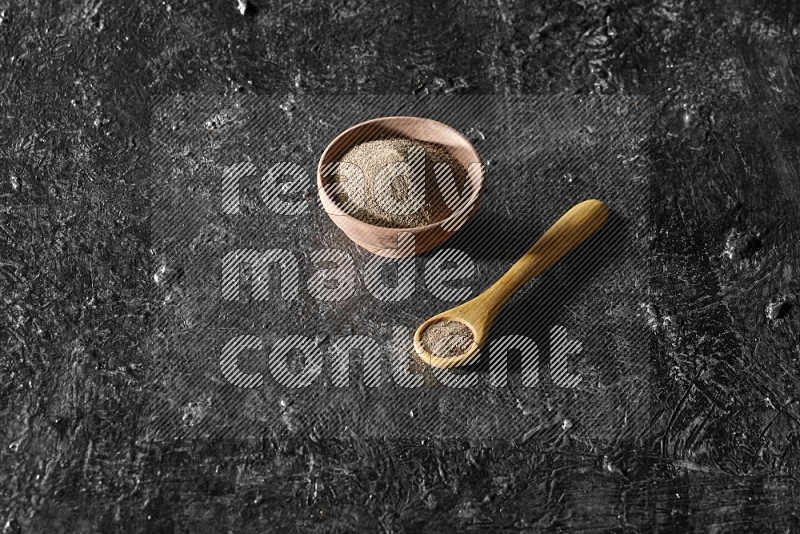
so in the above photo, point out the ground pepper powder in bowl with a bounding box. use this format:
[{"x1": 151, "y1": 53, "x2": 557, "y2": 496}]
[
  {"x1": 332, "y1": 137, "x2": 467, "y2": 228},
  {"x1": 317, "y1": 116, "x2": 485, "y2": 258}
]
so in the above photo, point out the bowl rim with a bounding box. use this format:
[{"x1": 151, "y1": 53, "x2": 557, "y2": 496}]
[{"x1": 316, "y1": 115, "x2": 485, "y2": 233}]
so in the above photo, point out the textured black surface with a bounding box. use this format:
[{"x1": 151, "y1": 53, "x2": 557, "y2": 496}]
[{"x1": 1, "y1": 0, "x2": 800, "y2": 532}]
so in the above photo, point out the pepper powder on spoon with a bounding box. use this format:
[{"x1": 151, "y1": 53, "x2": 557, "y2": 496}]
[{"x1": 419, "y1": 319, "x2": 475, "y2": 359}]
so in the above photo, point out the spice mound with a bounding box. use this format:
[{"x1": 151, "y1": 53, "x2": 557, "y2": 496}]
[
  {"x1": 332, "y1": 137, "x2": 468, "y2": 228},
  {"x1": 420, "y1": 320, "x2": 475, "y2": 359}
]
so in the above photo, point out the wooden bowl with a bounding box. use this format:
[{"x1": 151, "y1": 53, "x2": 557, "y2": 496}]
[{"x1": 317, "y1": 116, "x2": 485, "y2": 258}]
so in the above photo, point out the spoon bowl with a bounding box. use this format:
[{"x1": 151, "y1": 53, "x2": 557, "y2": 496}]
[
  {"x1": 413, "y1": 313, "x2": 484, "y2": 369},
  {"x1": 414, "y1": 199, "x2": 610, "y2": 368}
]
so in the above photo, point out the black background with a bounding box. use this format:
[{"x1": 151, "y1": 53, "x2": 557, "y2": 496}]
[{"x1": 1, "y1": 0, "x2": 800, "y2": 531}]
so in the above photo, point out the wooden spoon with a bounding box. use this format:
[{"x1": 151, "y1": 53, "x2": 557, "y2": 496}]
[{"x1": 413, "y1": 199, "x2": 609, "y2": 368}]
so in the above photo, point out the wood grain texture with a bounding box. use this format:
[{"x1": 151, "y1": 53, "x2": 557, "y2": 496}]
[{"x1": 0, "y1": 0, "x2": 799, "y2": 531}]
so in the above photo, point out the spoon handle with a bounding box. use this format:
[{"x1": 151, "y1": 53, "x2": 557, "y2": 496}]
[{"x1": 478, "y1": 199, "x2": 609, "y2": 317}]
